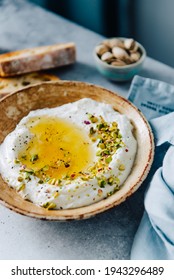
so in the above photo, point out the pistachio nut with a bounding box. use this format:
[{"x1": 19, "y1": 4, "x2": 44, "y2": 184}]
[
  {"x1": 101, "y1": 52, "x2": 114, "y2": 63},
  {"x1": 130, "y1": 51, "x2": 141, "y2": 62},
  {"x1": 112, "y1": 47, "x2": 129, "y2": 60},
  {"x1": 95, "y1": 44, "x2": 109, "y2": 56},
  {"x1": 104, "y1": 38, "x2": 124, "y2": 49},
  {"x1": 111, "y1": 60, "x2": 126, "y2": 66},
  {"x1": 124, "y1": 38, "x2": 136, "y2": 50}
]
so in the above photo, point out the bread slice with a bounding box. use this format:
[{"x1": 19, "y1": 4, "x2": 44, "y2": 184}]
[
  {"x1": 0, "y1": 42, "x2": 76, "y2": 77},
  {"x1": 0, "y1": 72, "x2": 59, "y2": 99}
]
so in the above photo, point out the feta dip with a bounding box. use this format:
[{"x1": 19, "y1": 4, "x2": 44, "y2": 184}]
[{"x1": 0, "y1": 98, "x2": 137, "y2": 209}]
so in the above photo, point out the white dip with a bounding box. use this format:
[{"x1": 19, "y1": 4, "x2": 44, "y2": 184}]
[{"x1": 0, "y1": 98, "x2": 137, "y2": 209}]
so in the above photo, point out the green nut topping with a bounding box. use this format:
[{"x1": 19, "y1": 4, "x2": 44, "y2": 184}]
[
  {"x1": 17, "y1": 183, "x2": 25, "y2": 192},
  {"x1": 17, "y1": 176, "x2": 24, "y2": 182},
  {"x1": 88, "y1": 114, "x2": 98, "y2": 123},
  {"x1": 43, "y1": 202, "x2": 57, "y2": 210},
  {"x1": 30, "y1": 154, "x2": 39, "y2": 162},
  {"x1": 86, "y1": 115, "x2": 125, "y2": 189},
  {"x1": 118, "y1": 164, "x2": 125, "y2": 171},
  {"x1": 98, "y1": 179, "x2": 106, "y2": 188},
  {"x1": 89, "y1": 127, "x2": 96, "y2": 135},
  {"x1": 14, "y1": 159, "x2": 20, "y2": 164}
]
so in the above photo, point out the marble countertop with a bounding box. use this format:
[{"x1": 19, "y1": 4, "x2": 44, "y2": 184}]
[{"x1": 0, "y1": 0, "x2": 174, "y2": 260}]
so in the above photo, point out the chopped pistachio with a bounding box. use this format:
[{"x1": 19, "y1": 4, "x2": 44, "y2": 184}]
[
  {"x1": 24, "y1": 174, "x2": 31, "y2": 181},
  {"x1": 109, "y1": 126, "x2": 116, "y2": 132},
  {"x1": 88, "y1": 165, "x2": 96, "y2": 172},
  {"x1": 81, "y1": 177, "x2": 88, "y2": 181},
  {"x1": 89, "y1": 115, "x2": 98, "y2": 123},
  {"x1": 89, "y1": 127, "x2": 96, "y2": 135},
  {"x1": 48, "y1": 178, "x2": 56, "y2": 185},
  {"x1": 107, "y1": 186, "x2": 120, "y2": 197},
  {"x1": 45, "y1": 177, "x2": 51, "y2": 182},
  {"x1": 98, "y1": 189, "x2": 103, "y2": 196},
  {"x1": 43, "y1": 202, "x2": 49, "y2": 208},
  {"x1": 17, "y1": 183, "x2": 25, "y2": 192},
  {"x1": 55, "y1": 179, "x2": 62, "y2": 186},
  {"x1": 17, "y1": 176, "x2": 23, "y2": 182},
  {"x1": 97, "y1": 123, "x2": 105, "y2": 130},
  {"x1": 112, "y1": 122, "x2": 118, "y2": 127},
  {"x1": 98, "y1": 179, "x2": 106, "y2": 188},
  {"x1": 91, "y1": 137, "x2": 97, "y2": 142},
  {"x1": 111, "y1": 131, "x2": 117, "y2": 138},
  {"x1": 65, "y1": 180, "x2": 71, "y2": 185},
  {"x1": 43, "y1": 202, "x2": 56, "y2": 210},
  {"x1": 20, "y1": 168, "x2": 34, "y2": 175},
  {"x1": 118, "y1": 164, "x2": 125, "y2": 171},
  {"x1": 38, "y1": 179, "x2": 44, "y2": 184},
  {"x1": 53, "y1": 191, "x2": 59, "y2": 198},
  {"x1": 96, "y1": 150, "x2": 102, "y2": 157},
  {"x1": 115, "y1": 177, "x2": 120, "y2": 185},
  {"x1": 102, "y1": 149, "x2": 110, "y2": 155},
  {"x1": 105, "y1": 156, "x2": 112, "y2": 164},
  {"x1": 42, "y1": 165, "x2": 49, "y2": 171},
  {"x1": 107, "y1": 177, "x2": 114, "y2": 185},
  {"x1": 98, "y1": 143, "x2": 105, "y2": 149},
  {"x1": 30, "y1": 154, "x2": 39, "y2": 162}
]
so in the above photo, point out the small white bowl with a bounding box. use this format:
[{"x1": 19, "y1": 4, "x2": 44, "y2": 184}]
[{"x1": 93, "y1": 38, "x2": 146, "y2": 82}]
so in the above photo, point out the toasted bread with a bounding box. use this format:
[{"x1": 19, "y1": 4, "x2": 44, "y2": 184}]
[
  {"x1": 0, "y1": 72, "x2": 59, "y2": 99},
  {"x1": 0, "y1": 42, "x2": 76, "y2": 77}
]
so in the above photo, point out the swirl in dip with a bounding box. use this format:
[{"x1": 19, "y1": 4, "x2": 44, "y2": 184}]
[{"x1": 0, "y1": 98, "x2": 137, "y2": 209}]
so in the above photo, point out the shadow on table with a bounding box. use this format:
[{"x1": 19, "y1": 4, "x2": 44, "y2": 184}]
[{"x1": 21, "y1": 184, "x2": 147, "y2": 260}]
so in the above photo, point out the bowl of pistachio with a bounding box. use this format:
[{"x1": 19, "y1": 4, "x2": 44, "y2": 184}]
[{"x1": 93, "y1": 37, "x2": 146, "y2": 82}]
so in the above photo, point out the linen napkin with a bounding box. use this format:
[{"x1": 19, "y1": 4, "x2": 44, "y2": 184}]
[{"x1": 127, "y1": 75, "x2": 174, "y2": 259}]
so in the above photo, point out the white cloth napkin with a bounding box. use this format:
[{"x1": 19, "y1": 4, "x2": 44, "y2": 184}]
[{"x1": 128, "y1": 76, "x2": 174, "y2": 259}]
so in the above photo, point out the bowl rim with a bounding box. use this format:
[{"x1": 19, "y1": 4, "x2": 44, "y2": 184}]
[
  {"x1": 0, "y1": 80, "x2": 154, "y2": 220},
  {"x1": 93, "y1": 37, "x2": 146, "y2": 70}
]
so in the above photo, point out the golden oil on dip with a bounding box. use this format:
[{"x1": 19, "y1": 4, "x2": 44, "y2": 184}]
[{"x1": 18, "y1": 116, "x2": 95, "y2": 180}]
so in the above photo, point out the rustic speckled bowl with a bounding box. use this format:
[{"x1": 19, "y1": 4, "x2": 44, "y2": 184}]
[
  {"x1": 93, "y1": 38, "x2": 146, "y2": 82},
  {"x1": 0, "y1": 81, "x2": 154, "y2": 220}
]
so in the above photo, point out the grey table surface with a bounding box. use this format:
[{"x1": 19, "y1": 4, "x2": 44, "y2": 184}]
[{"x1": 0, "y1": 0, "x2": 174, "y2": 260}]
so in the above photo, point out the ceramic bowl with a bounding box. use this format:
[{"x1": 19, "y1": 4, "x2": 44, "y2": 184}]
[
  {"x1": 93, "y1": 38, "x2": 146, "y2": 82},
  {"x1": 0, "y1": 81, "x2": 154, "y2": 220}
]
